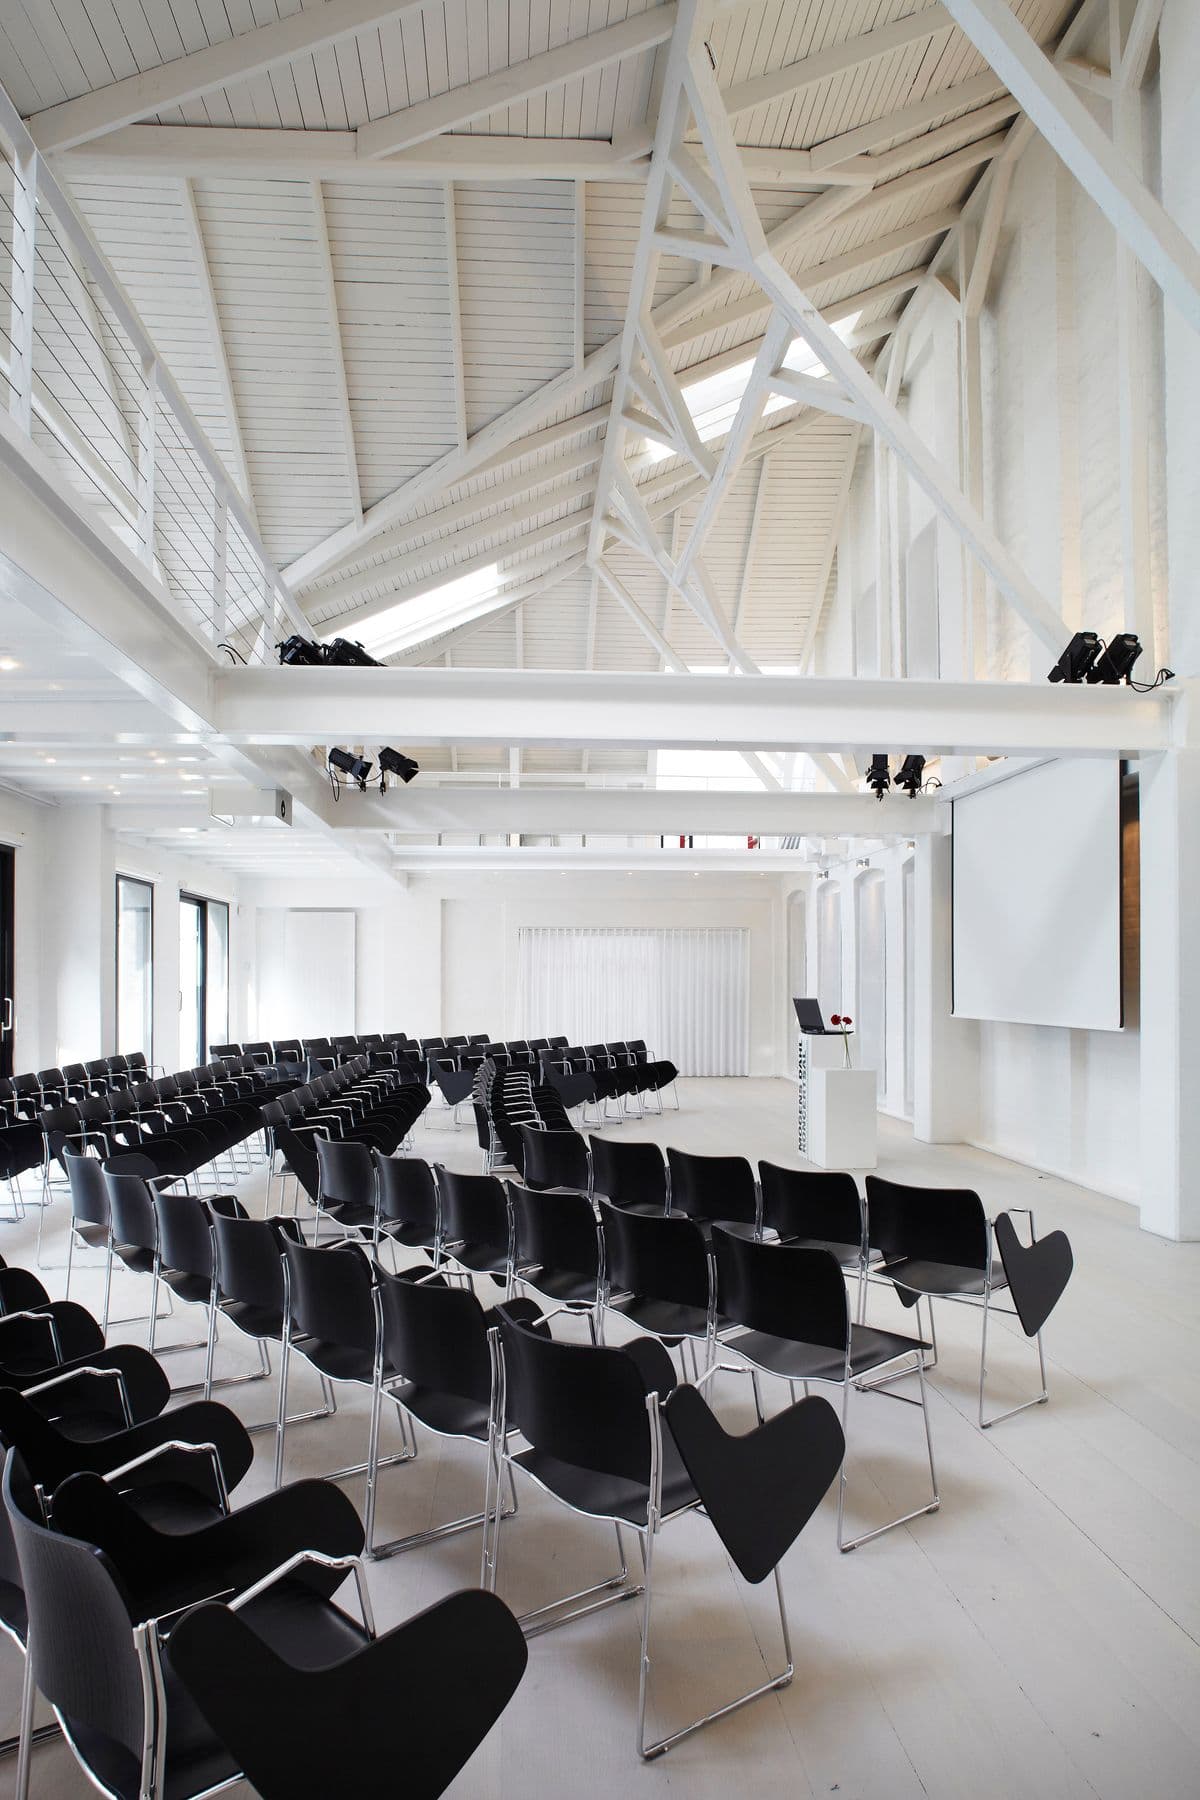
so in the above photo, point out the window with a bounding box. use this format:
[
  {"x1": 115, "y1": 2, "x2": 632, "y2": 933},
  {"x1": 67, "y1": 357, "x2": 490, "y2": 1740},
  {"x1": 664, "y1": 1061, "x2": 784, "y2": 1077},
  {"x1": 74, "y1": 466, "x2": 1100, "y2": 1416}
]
[
  {"x1": 116, "y1": 876, "x2": 154, "y2": 1060},
  {"x1": 180, "y1": 893, "x2": 230, "y2": 1065}
]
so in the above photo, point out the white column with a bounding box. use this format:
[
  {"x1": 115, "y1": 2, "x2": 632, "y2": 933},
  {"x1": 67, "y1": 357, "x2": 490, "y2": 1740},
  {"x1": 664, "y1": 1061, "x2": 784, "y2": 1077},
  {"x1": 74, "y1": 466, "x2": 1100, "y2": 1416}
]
[
  {"x1": 38, "y1": 805, "x2": 115, "y2": 1063},
  {"x1": 1137, "y1": 748, "x2": 1200, "y2": 1240},
  {"x1": 912, "y1": 830, "x2": 979, "y2": 1143}
]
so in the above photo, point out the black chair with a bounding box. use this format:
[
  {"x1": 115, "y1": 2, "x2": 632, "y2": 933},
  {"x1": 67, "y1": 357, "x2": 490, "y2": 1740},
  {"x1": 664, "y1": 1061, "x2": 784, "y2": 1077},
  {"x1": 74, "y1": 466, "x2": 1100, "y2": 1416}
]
[
  {"x1": 599, "y1": 1201, "x2": 717, "y2": 1371},
  {"x1": 436, "y1": 1169, "x2": 512, "y2": 1282},
  {"x1": 170, "y1": 1583, "x2": 527, "y2": 1800},
  {"x1": 314, "y1": 1135, "x2": 380, "y2": 1242},
  {"x1": 276, "y1": 1239, "x2": 412, "y2": 1523},
  {"x1": 60, "y1": 1147, "x2": 114, "y2": 1331},
  {"x1": 665, "y1": 1148, "x2": 758, "y2": 1229},
  {"x1": 3, "y1": 1447, "x2": 368, "y2": 1800},
  {"x1": 508, "y1": 1182, "x2": 602, "y2": 1331},
  {"x1": 865, "y1": 1175, "x2": 1073, "y2": 1428},
  {"x1": 711, "y1": 1228, "x2": 938, "y2": 1551},
  {"x1": 515, "y1": 1124, "x2": 590, "y2": 1192},
  {"x1": 759, "y1": 1162, "x2": 875, "y2": 1313},
  {"x1": 589, "y1": 1136, "x2": 669, "y2": 1216},
  {"x1": 366, "y1": 1266, "x2": 538, "y2": 1559},
  {"x1": 483, "y1": 1306, "x2": 844, "y2": 1759},
  {"x1": 429, "y1": 1060, "x2": 474, "y2": 1127},
  {"x1": 374, "y1": 1153, "x2": 440, "y2": 1260}
]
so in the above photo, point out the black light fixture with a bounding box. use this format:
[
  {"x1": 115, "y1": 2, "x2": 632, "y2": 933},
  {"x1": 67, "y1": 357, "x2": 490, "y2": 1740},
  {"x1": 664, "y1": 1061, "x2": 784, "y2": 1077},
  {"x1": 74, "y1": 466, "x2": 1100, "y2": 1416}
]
[
  {"x1": 896, "y1": 754, "x2": 925, "y2": 797},
  {"x1": 378, "y1": 746, "x2": 420, "y2": 787},
  {"x1": 1086, "y1": 633, "x2": 1143, "y2": 684},
  {"x1": 328, "y1": 747, "x2": 373, "y2": 792},
  {"x1": 1048, "y1": 631, "x2": 1101, "y2": 683},
  {"x1": 866, "y1": 753, "x2": 891, "y2": 801}
]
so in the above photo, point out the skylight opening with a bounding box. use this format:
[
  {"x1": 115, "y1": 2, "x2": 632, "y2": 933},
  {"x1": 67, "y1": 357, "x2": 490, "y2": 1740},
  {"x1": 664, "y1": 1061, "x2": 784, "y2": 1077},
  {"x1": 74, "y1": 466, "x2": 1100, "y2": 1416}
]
[
  {"x1": 639, "y1": 313, "x2": 861, "y2": 465},
  {"x1": 331, "y1": 563, "x2": 503, "y2": 657}
]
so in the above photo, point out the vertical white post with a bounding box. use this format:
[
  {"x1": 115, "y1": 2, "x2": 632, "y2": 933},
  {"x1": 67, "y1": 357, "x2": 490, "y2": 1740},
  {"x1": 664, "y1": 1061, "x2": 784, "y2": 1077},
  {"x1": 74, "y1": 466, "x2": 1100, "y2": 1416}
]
[
  {"x1": 1138, "y1": 749, "x2": 1200, "y2": 1239},
  {"x1": 957, "y1": 232, "x2": 986, "y2": 677},
  {"x1": 912, "y1": 830, "x2": 979, "y2": 1143},
  {"x1": 212, "y1": 483, "x2": 228, "y2": 646},
  {"x1": 8, "y1": 143, "x2": 36, "y2": 432},
  {"x1": 1111, "y1": 0, "x2": 1156, "y2": 662},
  {"x1": 136, "y1": 353, "x2": 157, "y2": 565}
]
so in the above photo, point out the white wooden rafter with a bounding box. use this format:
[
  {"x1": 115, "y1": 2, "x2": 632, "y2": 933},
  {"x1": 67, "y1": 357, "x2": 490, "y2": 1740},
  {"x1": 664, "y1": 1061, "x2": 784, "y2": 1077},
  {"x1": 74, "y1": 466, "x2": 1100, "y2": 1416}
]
[
  {"x1": 310, "y1": 180, "x2": 362, "y2": 527},
  {"x1": 179, "y1": 179, "x2": 256, "y2": 521}
]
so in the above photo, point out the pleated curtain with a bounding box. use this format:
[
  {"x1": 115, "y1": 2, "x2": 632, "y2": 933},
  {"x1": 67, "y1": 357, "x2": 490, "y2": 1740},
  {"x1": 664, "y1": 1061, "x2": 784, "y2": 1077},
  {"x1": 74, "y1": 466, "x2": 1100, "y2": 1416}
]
[{"x1": 517, "y1": 926, "x2": 750, "y2": 1076}]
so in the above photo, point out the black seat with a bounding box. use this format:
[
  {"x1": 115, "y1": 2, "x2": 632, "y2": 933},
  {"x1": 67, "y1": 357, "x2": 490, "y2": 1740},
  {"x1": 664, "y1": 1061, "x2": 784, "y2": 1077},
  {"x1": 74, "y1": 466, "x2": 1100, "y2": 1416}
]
[
  {"x1": 865, "y1": 1175, "x2": 1073, "y2": 1428},
  {"x1": 599, "y1": 1202, "x2": 717, "y2": 1354},
  {"x1": 589, "y1": 1136, "x2": 668, "y2": 1216},
  {"x1": 712, "y1": 1227, "x2": 937, "y2": 1552},
  {"x1": 485, "y1": 1306, "x2": 842, "y2": 1758},
  {"x1": 61, "y1": 1147, "x2": 114, "y2": 1330},
  {"x1": 508, "y1": 1182, "x2": 601, "y2": 1324},
  {"x1": 665, "y1": 1148, "x2": 758, "y2": 1228},
  {"x1": 515, "y1": 1124, "x2": 590, "y2": 1192},
  {"x1": 371, "y1": 1153, "x2": 437, "y2": 1257},
  {"x1": 436, "y1": 1170, "x2": 512, "y2": 1281},
  {"x1": 314, "y1": 1135, "x2": 379, "y2": 1241},
  {"x1": 758, "y1": 1161, "x2": 873, "y2": 1314}
]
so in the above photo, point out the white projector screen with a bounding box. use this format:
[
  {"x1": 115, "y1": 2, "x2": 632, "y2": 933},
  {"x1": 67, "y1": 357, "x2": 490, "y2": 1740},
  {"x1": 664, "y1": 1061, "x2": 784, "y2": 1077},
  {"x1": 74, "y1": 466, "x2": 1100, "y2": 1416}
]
[{"x1": 952, "y1": 759, "x2": 1123, "y2": 1031}]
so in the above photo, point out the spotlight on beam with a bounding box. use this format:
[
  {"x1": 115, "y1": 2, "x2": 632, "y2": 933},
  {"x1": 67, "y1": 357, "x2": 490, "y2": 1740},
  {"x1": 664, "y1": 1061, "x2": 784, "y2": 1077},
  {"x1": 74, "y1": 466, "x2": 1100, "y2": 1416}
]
[
  {"x1": 896, "y1": 754, "x2": 925, "y2": 797},
  {"x1": 328, "y1": 747, "x2": 373, "y2": 792},
  {"x1": 1086, "y1": 633, "x2": 1143, "y2": 685},
  {"x1": 378, "y1": 747, "x2": 420, "y2": 787},
  {"x1": 1047, "y1": 631, "x2": 1101, "y2": 683},
  {"x1": 866, "y1": 754, "x2": 891, "y2": 802}
]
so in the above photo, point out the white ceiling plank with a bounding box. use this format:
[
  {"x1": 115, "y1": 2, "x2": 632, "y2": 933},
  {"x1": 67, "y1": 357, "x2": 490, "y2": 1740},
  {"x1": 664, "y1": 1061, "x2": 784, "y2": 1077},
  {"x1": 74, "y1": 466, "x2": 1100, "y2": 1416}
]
[
  {"x1": 356, "y1": 5, "x2": 679, "y2": 159},
  {"x1": 178, "y1": 176, "x2": 257, "y2": 520},
  {"x1": 311, "y1": 179, "x2": 362, "y2": 526},
  {"x1": 941, "y1": 0, "x2": 1200, "y2": 330},
  {"x1": 28, "y1": 0, "x2": 434, "y2": 152},
  {"x1": 723, "y1": 5, "x2": 954, "y2": 118}
]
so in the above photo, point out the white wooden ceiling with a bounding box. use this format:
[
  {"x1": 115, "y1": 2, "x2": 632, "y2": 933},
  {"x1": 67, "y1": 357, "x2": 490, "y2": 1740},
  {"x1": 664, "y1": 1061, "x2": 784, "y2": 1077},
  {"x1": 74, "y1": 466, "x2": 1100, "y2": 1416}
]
[{"x1": 0, "y1": 0, "x2": 1073, "y2": 814}]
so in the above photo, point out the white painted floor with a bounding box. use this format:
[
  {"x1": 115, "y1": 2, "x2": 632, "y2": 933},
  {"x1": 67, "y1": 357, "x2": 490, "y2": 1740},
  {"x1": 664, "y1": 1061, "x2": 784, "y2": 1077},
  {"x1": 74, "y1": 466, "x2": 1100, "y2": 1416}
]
[{"x1": 3, "y1": 1079, "x2": 1198, "y2": 1800}]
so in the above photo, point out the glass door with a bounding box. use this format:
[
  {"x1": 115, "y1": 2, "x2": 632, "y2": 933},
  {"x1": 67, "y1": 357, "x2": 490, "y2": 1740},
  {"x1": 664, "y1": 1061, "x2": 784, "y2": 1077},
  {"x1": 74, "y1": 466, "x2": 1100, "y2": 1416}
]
[
  {"x1": 180, "y1": 896, "x2": 204, "y2": 1068},
  {"x1": 116, "y1": 876, "x2": 154, "y2": 1061},
  {"x1": 0, "y1": 847, "x2": 13, "y2": 1078},
  {"x1": 179, "y1": 893, "x2": 230, "y2": 1065}
]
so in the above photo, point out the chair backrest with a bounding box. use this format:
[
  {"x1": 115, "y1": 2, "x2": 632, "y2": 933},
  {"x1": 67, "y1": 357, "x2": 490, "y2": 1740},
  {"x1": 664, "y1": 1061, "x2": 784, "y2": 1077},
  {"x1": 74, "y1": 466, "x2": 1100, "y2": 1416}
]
[
  {"x1": 436, "y1": 1169, "x2": 508, "y2": 1252},
  {"x1": 433, "y1": 1064, "x2": 473, "y2": 1104},
  {"x1": 211, "y1": 1202, "x2": 293, "y2": 1312},
  {"x1": 3, "y1": 1452, "x2": 148, "y2": 1785},
  {"x1": 273, "y1": 1040, "x2": 303, "y2": 1064},
  {"x1": 283, "y1": 1239, "x2": 376, "y2": 1353},
  {"x1": 864, "y1": 1175, "x2": 989, "y2": 1271},
  {"x1": 589, "y1": 1137, "x2": 667, "y2": 1211},
  {"x1": 496, "y1": 1310, "x2": 651, "y2": 1485},
  {"x1": 712, "y1": 1229, "x2": 850, "y2": 1354},
  {"x1": 508, "y1": 1183, "x2": 599, "y2": 1281},
  {"x1": 315, "y1": 1136, "x2": 375, "y2": 1210},
  {"x1": 515, "y1": 1125, "x2": 590, "y2": 1193},
  {"x1": 666, "y1": 1148, "x2": 757, "y2": 1225},
  {"x1": 153, "y1": 1189, "x2": 216, "y2": 1280},
  {"x1": 599, "y1": 1201, "x2": 710, "y2": 1311},
  {"x1": 63, "y1": 1145, "x2": 109, "y2": 1229},
  {"x1": 758, "y1": 1163, "x2": 864, "y2": 1248},
  {"x1": 103, "y1": 1169, "x2": 157, "y2": 1253},
  {"x1": 375, "y1": 1266, "x2": 490, "y2": 1403},
  {"x1": 374, "y1": 1155, "x2": 438, "y2": 1234},
  {"x1": 126, "y1": 1054, "x2": 148, "y2": 1074}
]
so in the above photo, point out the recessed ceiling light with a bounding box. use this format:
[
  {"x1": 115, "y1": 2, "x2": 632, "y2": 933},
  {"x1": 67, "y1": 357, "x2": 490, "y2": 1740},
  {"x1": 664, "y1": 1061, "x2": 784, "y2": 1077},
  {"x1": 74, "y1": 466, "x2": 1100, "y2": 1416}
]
[
  {"x1": 0, "y1": 658, "x2": 19, "y2": 673},
  {"x1": 80, "y1": 774, "x2": 91, "y2": 782}
]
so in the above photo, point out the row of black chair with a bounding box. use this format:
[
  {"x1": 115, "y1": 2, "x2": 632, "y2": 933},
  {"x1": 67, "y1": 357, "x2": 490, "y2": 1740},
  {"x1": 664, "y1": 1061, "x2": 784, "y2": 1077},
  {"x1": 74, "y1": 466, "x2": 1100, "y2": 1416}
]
[
  {"x1": 0, "y1": 1243, "x2": 531, "y2": 1797},
  {"x1": 262, "y1": 1060, "x2": 432, "y2": 1215}
]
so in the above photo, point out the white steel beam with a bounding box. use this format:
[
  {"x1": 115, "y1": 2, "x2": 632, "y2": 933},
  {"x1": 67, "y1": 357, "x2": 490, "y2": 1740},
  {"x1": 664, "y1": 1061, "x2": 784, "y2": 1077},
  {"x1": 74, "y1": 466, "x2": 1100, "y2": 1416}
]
[
  {"x1": 211, "y1": 666, "x2": 1182, "y2": 759},
  {"x1": 356, "y1": 7, "x2": 678, "y2": 158},
  {"x1": 56, "y1": 127, "x2": 651, "y2": 184},
  {"x1": 310, "y1": 180, "x2": 362, "y2": 525},
  {"x1": 28, "y1": 0, "x2": 432, "y2": 153},
  {"x1": 941, "y1": 0, "x2": 1200, "y2": 329},
  {"x1": 443, "y1": 183, "x2": 467, "y2": 451}
]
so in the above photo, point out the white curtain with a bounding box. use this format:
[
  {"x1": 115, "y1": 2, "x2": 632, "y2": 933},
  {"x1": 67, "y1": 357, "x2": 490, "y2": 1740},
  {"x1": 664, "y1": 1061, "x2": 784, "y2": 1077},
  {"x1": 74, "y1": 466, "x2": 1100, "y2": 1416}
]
[{"x1": 517, "y1": 927, "x2": 750, "y2": 1076}]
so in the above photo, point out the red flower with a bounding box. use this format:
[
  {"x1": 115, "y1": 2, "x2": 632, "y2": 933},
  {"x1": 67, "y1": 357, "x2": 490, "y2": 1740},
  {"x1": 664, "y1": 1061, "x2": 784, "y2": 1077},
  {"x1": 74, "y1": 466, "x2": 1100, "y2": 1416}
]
[
  {"x1": 842, "y1": 1015, "x2": 853, "y2": 1026},
  {"x1": 830, "y1": 1014, "x2": 841, "y2": 1025}
]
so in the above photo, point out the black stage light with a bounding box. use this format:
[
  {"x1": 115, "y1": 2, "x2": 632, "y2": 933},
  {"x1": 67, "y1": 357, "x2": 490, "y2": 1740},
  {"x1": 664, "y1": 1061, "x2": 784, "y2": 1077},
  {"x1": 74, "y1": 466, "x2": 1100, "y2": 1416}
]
[
  {"x1": 1086, "y1": 633, "x2": 1143, "y2": 684},
  {"x1": 866, "y1": 753, "x2": 891, "y2": 802},
  {"x1": 896, "y1": 754, "x2": 925, "y2": 797},
  {"x1": 378, "y1": 746, "x2": 420, "y2": 786},
  {"x1": 1048, "y1": 631, "x2": 1101, "y2": 683},
  {"x1": 328, "y1": 747, "x2": 373, "y2": 791}
]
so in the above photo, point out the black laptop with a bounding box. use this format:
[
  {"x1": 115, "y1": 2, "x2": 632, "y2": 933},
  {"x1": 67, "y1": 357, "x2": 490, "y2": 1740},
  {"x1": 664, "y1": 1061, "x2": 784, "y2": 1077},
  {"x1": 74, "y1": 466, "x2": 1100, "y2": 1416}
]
[{"x1": 793, "y1": 997, "x2": 830, "y2": 1034}]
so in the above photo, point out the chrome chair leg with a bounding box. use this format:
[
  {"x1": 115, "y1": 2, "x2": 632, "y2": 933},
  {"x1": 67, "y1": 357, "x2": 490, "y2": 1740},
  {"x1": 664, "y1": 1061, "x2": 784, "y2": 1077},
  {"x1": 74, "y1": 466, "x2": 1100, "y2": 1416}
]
[
  {"x1": 978, "y1": 1285, "x2": 1049, "y2": 1428},
  {"x1": 836, "y1": 1352, "x2": 940, "y2": 1552}
]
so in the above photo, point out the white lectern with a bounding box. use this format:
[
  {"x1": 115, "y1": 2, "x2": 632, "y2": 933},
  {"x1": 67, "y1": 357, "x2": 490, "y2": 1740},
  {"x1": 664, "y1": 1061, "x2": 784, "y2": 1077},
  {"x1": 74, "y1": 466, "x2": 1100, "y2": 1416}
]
[{"x1": 796, "y1": 1033, "x2": 877, "y2": 1169}]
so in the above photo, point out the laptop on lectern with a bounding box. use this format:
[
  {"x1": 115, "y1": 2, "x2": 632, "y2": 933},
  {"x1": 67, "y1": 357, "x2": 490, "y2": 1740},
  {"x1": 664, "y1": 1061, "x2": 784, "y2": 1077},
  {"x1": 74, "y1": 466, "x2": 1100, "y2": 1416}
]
[{"x1": 793, "y1": 997, "x2": 829, "y2": 1035}]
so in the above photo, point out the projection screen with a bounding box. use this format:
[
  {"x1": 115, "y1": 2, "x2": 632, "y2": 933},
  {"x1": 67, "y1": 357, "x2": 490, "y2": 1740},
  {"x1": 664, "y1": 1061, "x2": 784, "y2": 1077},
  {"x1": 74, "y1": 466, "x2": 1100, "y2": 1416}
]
[{"x1": 951, "y1": 759, "x2": 1123, "y2": 1031}]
